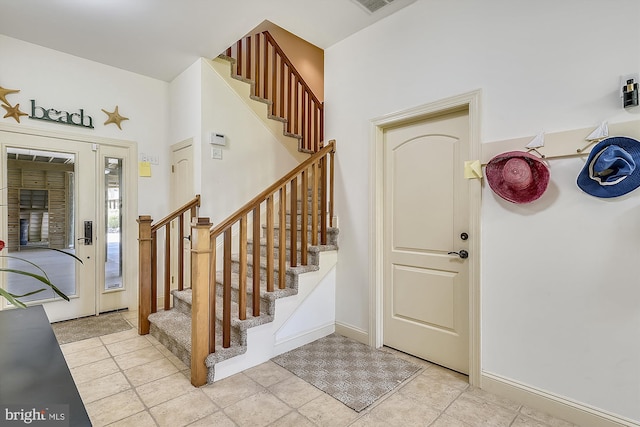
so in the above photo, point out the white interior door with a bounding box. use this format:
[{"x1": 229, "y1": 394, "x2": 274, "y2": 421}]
[
  {"x1": 0, "y1": 131, "x2": 97, "y2": 322},
  {"x1": 170, "y1": 139, "x2": 194, "y2": 294},
  {"x1": 383, "y1": 109, "x2": 471, "y2": 374}
]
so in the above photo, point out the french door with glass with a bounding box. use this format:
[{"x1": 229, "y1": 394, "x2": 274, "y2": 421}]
[{"x1": 0, "y1": 129, "x2": 132, "y2": 322}]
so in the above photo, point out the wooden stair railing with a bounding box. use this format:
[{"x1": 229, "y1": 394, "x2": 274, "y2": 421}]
[
  {"x1": 224, "y1": 31, "x2": 324, "y2": 153},
  {"x1": 189, "y1": 140, "x2": 336, "y2": 386},
  {"x1": 138, "y1": 195, "x2": 201, "y2": 335}
]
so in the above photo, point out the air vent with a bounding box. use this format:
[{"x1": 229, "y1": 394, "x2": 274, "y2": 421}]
[{"x1": 351, "y1": 0, "x2": 396, "y2": 14}]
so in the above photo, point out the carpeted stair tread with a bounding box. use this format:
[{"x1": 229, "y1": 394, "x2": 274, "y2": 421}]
[{"x1": 148, "y1": 310, "x2": 192, "y2": 352}]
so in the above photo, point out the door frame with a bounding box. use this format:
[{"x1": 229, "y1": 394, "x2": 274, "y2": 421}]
[
  {"x1": 0, "y1": 122, "x2": 138, "y2": 317},
  {"x1": 369, "y1": 90, "x2": 482, "y2": 386}
]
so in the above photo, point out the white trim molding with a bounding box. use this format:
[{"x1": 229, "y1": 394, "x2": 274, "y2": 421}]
[
  {"x1": 368, "y1": 90, "x2": 482, "y2": 386},
  {"x1": 482, "y1": 372, "x2": 640, "y2": 427}
]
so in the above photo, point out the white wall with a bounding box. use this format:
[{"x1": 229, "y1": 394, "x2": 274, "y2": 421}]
[
  {"x1": 325, "y1": 0, "x2": 640, "y2": 421},
  {"x1": 198, "y1": 59, "x2": 300, "y2": 224},
  {"x1": 0, "y1": 34, "x2": 171, "y2": 220}
]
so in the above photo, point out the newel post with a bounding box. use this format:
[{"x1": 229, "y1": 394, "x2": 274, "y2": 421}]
[
  {"x1": 191, "y1": 217, "x2": 212, "y2": 386},
  {"x1": 137, "y1": 215, "x2": 153, "y2": 335}
]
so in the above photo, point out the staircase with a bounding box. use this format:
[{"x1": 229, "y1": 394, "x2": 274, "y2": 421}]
[
  {"x1": 146, "y1": 194, "x2": 338, "y2": 382},
  {"x1": 138, "y1": 31, "x2": 337, "y2": 385}
]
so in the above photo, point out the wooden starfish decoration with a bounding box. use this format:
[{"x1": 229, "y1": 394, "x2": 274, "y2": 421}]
[
  {"x1": 2, "y1": 103, "x2": 28, "y2": 123},
  {"x1": 0, "y1": 86, "x2": 20, "y2": 105},
  {"x1": 101, "y1": 106, "x2": 129, "y2": 130}
]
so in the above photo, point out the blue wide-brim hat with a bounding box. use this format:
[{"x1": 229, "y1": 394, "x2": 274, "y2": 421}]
[{"x1": 577, "y1": 136, "x2": 640, "y2": 198}]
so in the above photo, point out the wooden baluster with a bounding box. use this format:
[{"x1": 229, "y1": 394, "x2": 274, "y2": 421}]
[
  {"x1": 307, "y1": 94, "x2": 312, "y2": 152},
  {"x1": 236, "y1": 40, "x2": 242, "y2": 77},
  {"x1": 290, "y1": 177, "x2": 297, "y2": 268},
  {"x1": 311, "y1": 162, "x2": 319, "y2": 246},
  {"x1": 263, "y1": 34, "x2": 269, "y2": 100},
  {"x1": 279, "y1": 59, "x2": 285, "y2": 118},
  {"x1": 223, "y1": 228, "x2": 231, "y2": 348},
  {"x1": 314, "y1": 104, "x2": 319, "y2": 153},
  {"x1": 137, "y1": 215, "x2": 153, "y2": 335},
  {"x1": 301, "y1": 169, "x2": 308, "y2": 265},
  {"x1": 190, "y1": 217, "x2": 212, "y2": 387},
  {"x1": 209, "y1": 233, "x2": 216, "y2": 354},
  {"x1": 151, "y1": 230, "x2": 157, "y2": 313},
  {"x1": 294, "y1": 78, "x2": 299, "y2": 136},
  {"x1": 225, "y1": 47, "x2": 231, "y2": 57},
  {"x1": 178, "y1": 214, "x2": 184, "y2": 291},
  {"x1": 266, "y1": 195, "x2": 274, "y2": 292},
  {"x1": 252, "y1": 207, "x2": 261, "y2": 316},
  {"x1": 320, "y1": 155, "x2": 328, "y2": 245},
  {"x1": 320, "y1": 103, "x2": 325, "y2": 148},
  {"x1": 239, "y1": 216, "x2": 247, "y2": 320},
  {"x1": 329, "y1": 142, "x2": 335, "y2": 227},
  {"x1": 271, "y1": 42, "x2": 277, "y2": 116},
  {"x1": 278, "y1": 186, "x2": 286, "y2": 289},
  {"x1": 164, "y1": 224, "x2": 171, "y2": 311},
  {"x1": 254, "y1": 33, "x2": 260, "y2": 97},
  {"x1": 247, "y1": 35, "x2": 252, "y2": 81}
]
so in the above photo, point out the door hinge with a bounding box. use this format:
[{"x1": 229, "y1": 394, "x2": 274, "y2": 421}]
[{"x1": 171, "y1": 165, "x2": 175, "y2": 173}]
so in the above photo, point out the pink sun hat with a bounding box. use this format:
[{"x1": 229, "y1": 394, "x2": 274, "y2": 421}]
[{"x1": 485, "y1": 151, "x2": 550, "y2": 204}]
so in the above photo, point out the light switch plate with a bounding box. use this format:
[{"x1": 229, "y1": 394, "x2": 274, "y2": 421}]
[{"x1": 211, "y1": 147, "x2": 223, "y2": 160}]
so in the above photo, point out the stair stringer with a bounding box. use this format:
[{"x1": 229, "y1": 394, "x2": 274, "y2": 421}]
[
  {"x1": 210, "y1": 250, "x2": 337, "y2": 382},
  {"x1": 206, "y1": 57, "x2": 309, "y2": 163}
]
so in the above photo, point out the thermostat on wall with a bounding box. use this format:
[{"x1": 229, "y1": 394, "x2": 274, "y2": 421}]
[{"x1": 210, "y1": 132, "x2": 226, "y2": 146}]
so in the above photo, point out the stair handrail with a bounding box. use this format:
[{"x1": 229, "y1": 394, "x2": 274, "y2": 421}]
[
  {"x1": 138, "y1": 194, "x2": 201, "y2": 335},
  {"x1": 224, "y1": 30, "x2": 324, "y2": 153},
  {"x1": 210, "y1": 142, "x2": 333, "y2": 237},
  {"x1": 189, "y1": 140, "x2": 336, "y2": 386}
]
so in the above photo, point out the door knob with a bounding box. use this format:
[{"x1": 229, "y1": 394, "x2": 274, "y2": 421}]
[{"x1": 448, "y1": 250, "x2": 469, "y2": 259}]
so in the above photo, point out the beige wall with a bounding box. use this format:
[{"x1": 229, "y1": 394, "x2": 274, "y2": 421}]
[{"x1": 249, "y1": 20, "x2": 324, "y2": 101}]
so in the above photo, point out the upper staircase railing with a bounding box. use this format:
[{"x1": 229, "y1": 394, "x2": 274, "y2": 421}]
[
  {"x1": 138, "y1": 195, "x2": 200, "y2": 334},
  {"x1": 223, "y1": 31, "x2": 324, "y2": 153}
]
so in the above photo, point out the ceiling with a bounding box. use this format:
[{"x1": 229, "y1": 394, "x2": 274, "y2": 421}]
[{"x1": 0, "y1": 0, "x2": 417, "y2": 82}]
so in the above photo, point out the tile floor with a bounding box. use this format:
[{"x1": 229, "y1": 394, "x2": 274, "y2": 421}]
[{"x1": 62, "y1": 311, "x2": 577, "y2": 427}]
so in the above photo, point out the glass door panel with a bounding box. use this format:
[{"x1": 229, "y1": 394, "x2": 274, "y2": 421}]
[
  {"x1": 1, "y1": 133, "x2": 96, "y2": 322},
  {"x1": 105, "y1": 157, "x2": 123, "y2": 290}
]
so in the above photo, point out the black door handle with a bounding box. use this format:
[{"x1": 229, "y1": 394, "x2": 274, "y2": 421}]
[{"x1": 448, "y1": 250, "x2": 469, "y2": 259}]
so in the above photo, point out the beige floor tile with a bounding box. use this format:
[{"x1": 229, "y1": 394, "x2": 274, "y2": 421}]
[
  {"x1": 65, "y1": 345, "x2": 111, "y2": 369},
  {"x1": 349, "y1": 412, "x2": 399, "y2": 427},
  {"x1": 268, "y1": 375, "x2": 323, "y2": 408},
  {"x1": 430, "y1": 414, "x2": 474, "y2": 427},
  {"x1": 136, "y1": 372, "x2": 196, "y2": 408},
  {"x1": 144, "y1": 333, "x2": 161, "y2": 346},
  {"x1": 269, "y1": 411, "x2": 317, "y2": 427},
  {"x1": 464, "y1": 386, "x2": 521, "y2": 411},
  {"x1": 164, "y1": 352, "x2": 189, "y2": 371},
  {"x1": 201, "y1": 372, "x2": 263, "y2": 408},
  {"x1": 368, "y1": 392, "x2": 440, "y2": 426},
  {"x1": 60, "y1": 337, "x2": 103, "y2": 355},
  {"x1": 511, "y1": 414, "x2": 551, "y2": 427},
  {"x1": 113, "y1": 345, "x2": 165, "y2": 370},
  {"x1": 398, "y1": 372, "x2": 463, "y2": 410},
  {"x1": 149, "y1": 389, "x2": 218, "y2": 427},
  {"x1": 243, "y1": 361, "x2": 294, "y2": 388},
  {"x1": 444, "y1": 393, "x2": 518, "y2": 427},
  {"x1": 106, "y1": 410, "x2": 158, "y2": 427},
  {"x1": 71, "y1": 358, "x2": 120, "y2": 384},
  {"x1": 187, "y1": 410, "x2": 236, "y2": 427},
  {"x1": 121, "y1": 310, "x2": 138, "y2": 320},
  {"x1": 519, "y1": 406, "x2": 576, "y2": 427},
  {"x1": 224, "y1": 390, "x2": 293, "y2": 427},
  {"x1": 297, "y1": 393, "x2": 359, "y2": 427},
  {"x1": 77, "y1": 371, "x2": 131, "y2": 404},
  {"x1": 124, "y1": 356, "x2": 179, "y2": 387},
  {"x1": 100, "y1": 328, "x2": 139, "y2": 345},
  {"x1": 422, "y1": 365, "x2": 469, "y2": 391},
  {"x1": 85, "y1": 389, "x2": 145, "y2": 427},
  {"x1": 106, "y1": 335, "x2": 153, "y2": 356}
]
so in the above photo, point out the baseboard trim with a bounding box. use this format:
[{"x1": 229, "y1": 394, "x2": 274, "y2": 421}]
[
  {"x1": 482, "y1": 372, "x2": 639, "y2": 427},
  {"x1": 273, "y1": 323, "x2": 335, "y2": 356},
  {"x1": 334, "y1": 322, "x2": 368, "y2": 345}
]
